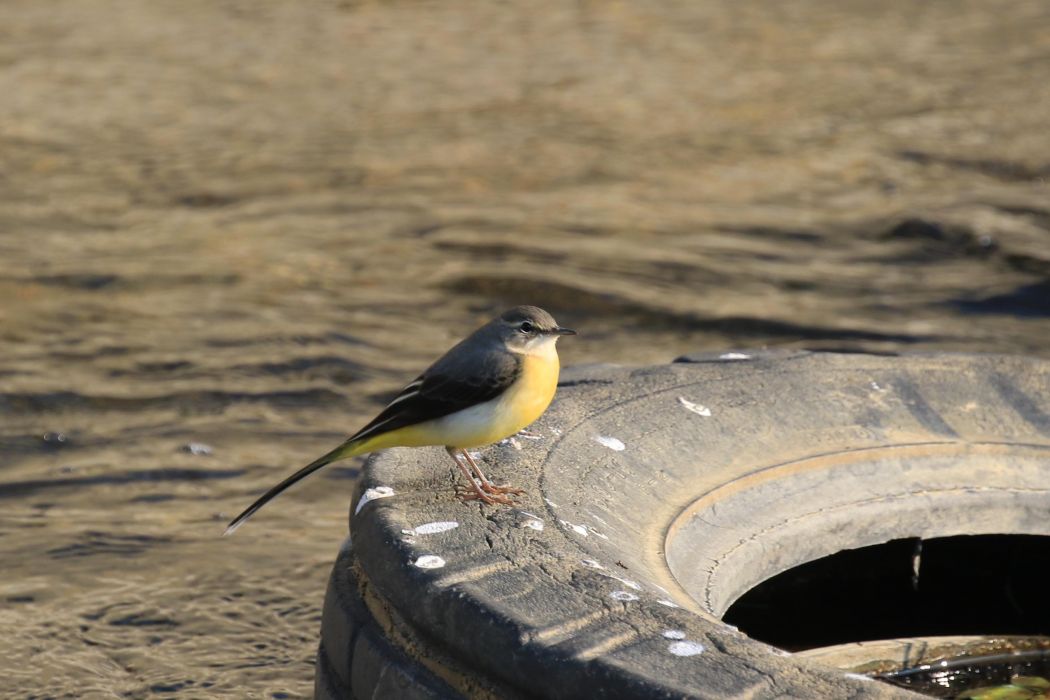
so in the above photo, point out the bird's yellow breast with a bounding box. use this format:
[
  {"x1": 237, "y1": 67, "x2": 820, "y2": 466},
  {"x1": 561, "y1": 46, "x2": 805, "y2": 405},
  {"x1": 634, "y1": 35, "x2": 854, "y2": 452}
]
[{"x1": 503, "y1": 349, "x2": 561, "y2": 430}]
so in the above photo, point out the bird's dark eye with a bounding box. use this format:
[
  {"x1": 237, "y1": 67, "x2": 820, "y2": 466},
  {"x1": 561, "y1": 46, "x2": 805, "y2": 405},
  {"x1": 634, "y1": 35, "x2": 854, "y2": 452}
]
[{"x1": 519, "y1": 321, "x2": 534, "y2": 333}]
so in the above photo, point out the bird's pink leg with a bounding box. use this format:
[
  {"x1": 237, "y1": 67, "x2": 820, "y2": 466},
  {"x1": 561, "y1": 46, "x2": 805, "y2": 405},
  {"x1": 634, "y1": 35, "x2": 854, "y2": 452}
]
[
  {"x1": 445, "y1": 447, "x2": 514, "y2": 506},
  {"x1": 460, "y1": 449, "x2": 526, "y2": 496}
]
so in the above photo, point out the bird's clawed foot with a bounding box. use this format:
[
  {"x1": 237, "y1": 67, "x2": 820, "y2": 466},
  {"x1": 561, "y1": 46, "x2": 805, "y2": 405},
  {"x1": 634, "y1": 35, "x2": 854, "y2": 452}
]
[
  {"x1": 447, "y1": 446, "x2": 524, "y2": 506},
  {"x1": 480, "y1": 482, "x2": 525, "y2": 496},
  {"x1": 454, "y1": 483, "x2": 518, "y2": 506}
]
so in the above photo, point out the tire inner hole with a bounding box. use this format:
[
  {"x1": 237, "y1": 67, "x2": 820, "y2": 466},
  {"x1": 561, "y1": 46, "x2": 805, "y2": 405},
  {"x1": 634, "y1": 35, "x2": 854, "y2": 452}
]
[{"x1": 723, "y1": 534, "x2": 1050, "y2": 651}]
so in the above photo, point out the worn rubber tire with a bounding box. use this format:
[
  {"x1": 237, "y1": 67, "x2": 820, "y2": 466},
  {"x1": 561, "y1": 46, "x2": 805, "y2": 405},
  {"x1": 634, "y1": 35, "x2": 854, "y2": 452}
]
[{"x1": 317, "y1": 351, "x2": 1050, "y2": 699}]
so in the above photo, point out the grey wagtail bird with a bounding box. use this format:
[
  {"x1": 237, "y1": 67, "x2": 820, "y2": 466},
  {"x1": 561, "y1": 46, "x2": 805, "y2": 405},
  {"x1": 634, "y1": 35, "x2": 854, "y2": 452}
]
[{"x1": 224, "y1": 306, "x2": 575, "y2": 534}]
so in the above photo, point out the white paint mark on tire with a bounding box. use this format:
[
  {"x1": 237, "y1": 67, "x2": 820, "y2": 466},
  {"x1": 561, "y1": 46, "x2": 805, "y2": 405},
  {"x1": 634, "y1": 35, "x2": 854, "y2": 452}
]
[
  {"x1": 610, "y1": 590, "x2": 639, "y2": 602},
  {"x1": 355, "y1": 486, "x2": 395, "y2": 515},
  {"x1": 678, "y1": 396, "x2": 712, "y2": 416},
  {"x1": 410, "y1": 521, "x2": 460, "y2": 535},
  {"x1": 594, "y1": 435, "x2": 625, "y2": 451},
  {"x1": 413, "y1": 555, "x2": 446, "y2": 569},
  {"x1": 668, "y1": 640, "x2": 705, "y2": 656}
]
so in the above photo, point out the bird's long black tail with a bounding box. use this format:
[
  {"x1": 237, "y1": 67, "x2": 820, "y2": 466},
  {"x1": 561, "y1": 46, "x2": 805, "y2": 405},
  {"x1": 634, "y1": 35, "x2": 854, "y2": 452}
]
[{"x1": 223, "y1": 439, "x2": 363, "y2": 535}]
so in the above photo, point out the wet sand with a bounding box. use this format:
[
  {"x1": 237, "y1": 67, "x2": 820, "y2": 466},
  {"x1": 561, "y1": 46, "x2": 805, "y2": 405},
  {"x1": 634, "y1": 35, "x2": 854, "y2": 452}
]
[{"x1": 1, "y1": 1, "x2": 1048, "y2": 697}]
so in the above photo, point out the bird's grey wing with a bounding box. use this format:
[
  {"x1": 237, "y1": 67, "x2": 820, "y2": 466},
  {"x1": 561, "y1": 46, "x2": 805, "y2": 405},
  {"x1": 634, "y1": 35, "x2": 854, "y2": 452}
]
[{"x1": 347, "y1": 347, "x2": 521, "y2": 443}]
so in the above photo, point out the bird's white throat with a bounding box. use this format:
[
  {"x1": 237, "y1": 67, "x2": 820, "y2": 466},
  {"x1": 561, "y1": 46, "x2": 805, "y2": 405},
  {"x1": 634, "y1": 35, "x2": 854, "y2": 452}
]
[{"x1": 519, "y1": 334, "x2": 561, "y2": 358}]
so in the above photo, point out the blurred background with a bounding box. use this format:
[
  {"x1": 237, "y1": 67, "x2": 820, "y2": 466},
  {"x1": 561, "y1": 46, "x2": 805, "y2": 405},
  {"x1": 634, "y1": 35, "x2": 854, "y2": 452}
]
[{"x1": 1, "y1": 1, "x2": 1048, "y2": 697}]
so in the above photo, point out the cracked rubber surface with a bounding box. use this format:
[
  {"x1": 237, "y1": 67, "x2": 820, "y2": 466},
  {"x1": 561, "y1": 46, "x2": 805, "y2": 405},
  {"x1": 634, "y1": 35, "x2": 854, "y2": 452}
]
[{"x1": 317, "y1": 351, "x2": 1050, "y2": 699}]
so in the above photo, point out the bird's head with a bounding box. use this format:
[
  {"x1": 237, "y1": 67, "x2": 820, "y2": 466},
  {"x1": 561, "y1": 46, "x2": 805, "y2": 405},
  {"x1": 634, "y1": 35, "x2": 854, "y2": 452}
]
[{"x1": 497, "y1": 305, "x2": 575, "y2": 355}]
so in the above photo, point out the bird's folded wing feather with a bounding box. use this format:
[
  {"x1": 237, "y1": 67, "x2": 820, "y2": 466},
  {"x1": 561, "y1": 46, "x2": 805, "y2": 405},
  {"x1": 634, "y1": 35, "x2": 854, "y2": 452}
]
[{"x1": 348, "y1": 348, "x2": 521, "y2": 443}]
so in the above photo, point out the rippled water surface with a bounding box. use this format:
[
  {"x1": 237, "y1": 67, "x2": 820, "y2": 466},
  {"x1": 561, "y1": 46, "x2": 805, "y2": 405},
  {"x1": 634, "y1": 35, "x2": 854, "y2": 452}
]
[{"x1": 2, "y1": 1, "x2": 1049, "y2": 697}]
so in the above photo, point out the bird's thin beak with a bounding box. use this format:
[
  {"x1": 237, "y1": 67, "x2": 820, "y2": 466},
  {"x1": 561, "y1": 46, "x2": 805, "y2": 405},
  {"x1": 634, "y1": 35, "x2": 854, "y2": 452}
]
[{"x1": 553, "y1": 327, "x2": 576, "y2": 336}]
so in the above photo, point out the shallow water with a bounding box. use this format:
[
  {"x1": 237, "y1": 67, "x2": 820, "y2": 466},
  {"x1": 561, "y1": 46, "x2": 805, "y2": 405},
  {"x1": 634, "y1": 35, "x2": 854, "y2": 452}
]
[{"x1": 2, "y1": 1, "x2": 1049, "y2": 697}]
